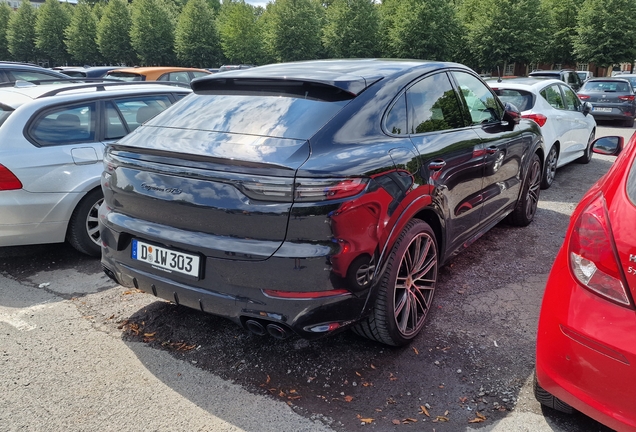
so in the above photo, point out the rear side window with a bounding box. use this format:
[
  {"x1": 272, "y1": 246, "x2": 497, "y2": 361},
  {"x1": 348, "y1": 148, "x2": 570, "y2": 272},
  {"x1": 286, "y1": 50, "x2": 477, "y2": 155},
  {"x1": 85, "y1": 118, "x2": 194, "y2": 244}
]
[
  {"x1": 148, "y1": 85, "x2": 352, "y2": 140},
  {"x1": 540, "y1": 85, "x2": 565, "y2": 109},
  {"x1": 30, "y1": 103, "x2": 96, "y2": 146},
  {"x1": 492, "y1": 89, "x2": 534, "y2": 111},
  {"x1": 158, "y1": 72, "x2": 191, "y2": 83},
  {"x1": 385, "y1": 93, "x2": 407, "y2": 135},
  {"x1": 407, "y1": 72, "x2": 464, "y2": 133}
]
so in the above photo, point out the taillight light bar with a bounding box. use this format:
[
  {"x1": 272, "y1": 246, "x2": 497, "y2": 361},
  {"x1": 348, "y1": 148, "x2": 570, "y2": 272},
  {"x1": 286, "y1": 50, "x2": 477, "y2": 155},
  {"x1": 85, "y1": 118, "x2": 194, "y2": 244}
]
[
  {"x1": 568, "y1": 193, "x2": 634, "y2": 307},
  {"x1": 522, "y1": 113, "x2": 548, "y2": 127},
  {"x1": 578, "y1": 94, "x2": 590, "y2": 100},
  {"x1": 0, "y1": 164, "x2": 22, "y2": 190},
  {"x1": 619, "y1": 95, "x2": 635, "y2": 101},
  {"x1": 241, "y1": 177, "x2": 368, "y2": 202}
]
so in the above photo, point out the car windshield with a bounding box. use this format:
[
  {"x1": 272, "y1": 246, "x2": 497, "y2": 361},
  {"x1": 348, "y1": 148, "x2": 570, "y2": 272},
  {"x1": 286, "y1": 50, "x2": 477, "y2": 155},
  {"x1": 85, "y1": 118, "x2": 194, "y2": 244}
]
[
  {"x1": 492, "y1": 89, "x2": 533, "y2": 111},
  {"x1": 582, "y1": 80, "x2": 631, "y2": 92}
]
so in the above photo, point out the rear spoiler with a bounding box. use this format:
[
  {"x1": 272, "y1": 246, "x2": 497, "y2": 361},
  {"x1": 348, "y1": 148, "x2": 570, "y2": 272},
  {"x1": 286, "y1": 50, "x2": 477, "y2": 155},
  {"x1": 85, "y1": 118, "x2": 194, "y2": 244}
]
[{"x1": 191, "y1": 76, "x2": 382, "y2": 99}]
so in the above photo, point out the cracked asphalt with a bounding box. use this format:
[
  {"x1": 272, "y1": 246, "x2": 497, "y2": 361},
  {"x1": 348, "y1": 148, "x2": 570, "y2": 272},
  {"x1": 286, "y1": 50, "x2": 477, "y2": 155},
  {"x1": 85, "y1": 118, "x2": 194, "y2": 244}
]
[{"x1": 0, "y1": 123, "x2": 631, "y2": 432}]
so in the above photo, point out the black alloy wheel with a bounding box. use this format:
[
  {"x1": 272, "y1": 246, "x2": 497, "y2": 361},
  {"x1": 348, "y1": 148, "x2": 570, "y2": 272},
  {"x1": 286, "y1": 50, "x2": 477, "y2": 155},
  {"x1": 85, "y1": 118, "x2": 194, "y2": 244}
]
[
  {"x1": 508, "y1": 153, "x2": 541, "y2": 227},
  {"x1": 577, "y1": 130, "x2": 595, "y2": 164},
  {"x1": 541, "y1": 145, "x2": 558, "y2": 189},
  {"x1": 353, "y1": 219, "x2": 438, "y2": 346}
]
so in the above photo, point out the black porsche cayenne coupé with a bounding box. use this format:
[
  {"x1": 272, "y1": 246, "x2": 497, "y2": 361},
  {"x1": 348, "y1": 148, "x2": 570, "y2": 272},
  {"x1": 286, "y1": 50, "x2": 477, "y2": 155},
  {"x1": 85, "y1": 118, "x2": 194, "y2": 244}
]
[{"x1": 99, "y1": 59, "x2": 543, "y2": 346}]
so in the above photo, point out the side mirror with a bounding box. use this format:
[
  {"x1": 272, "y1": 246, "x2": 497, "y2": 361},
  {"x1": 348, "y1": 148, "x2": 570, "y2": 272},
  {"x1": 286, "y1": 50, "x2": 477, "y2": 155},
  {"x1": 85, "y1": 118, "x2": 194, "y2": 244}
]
[
  {"x1": 582, "y1": 101, "x2": 592, "y2": 116},
  {"x1": 592, "y1": 136, "x2": 624, "y2": 156},
  {"x1": 502, "y1": 102, "x2": 521, "y2": 129}
]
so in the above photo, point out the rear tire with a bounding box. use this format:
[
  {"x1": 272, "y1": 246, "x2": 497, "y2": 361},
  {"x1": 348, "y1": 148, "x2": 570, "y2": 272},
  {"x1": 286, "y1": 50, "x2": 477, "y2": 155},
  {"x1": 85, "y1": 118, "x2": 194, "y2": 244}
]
[
  {"x1": 507, "y1": 153, "x2": 541, "y2": 227},
  {"x1": 540, "y1": 145, "x2": 558, "y2": 189},
  {"x1": 577, "y1": 130, "x2": 595, "y2": 164},
  {"x1": 533, "y1": 373, "x2": 574, "y2": 414},
  {"x1": 66, "y1": 188, "x2": 103, "y2": 257},
  {"x1": 352, "y1": 219, "x2": 438, "y2": 346}
]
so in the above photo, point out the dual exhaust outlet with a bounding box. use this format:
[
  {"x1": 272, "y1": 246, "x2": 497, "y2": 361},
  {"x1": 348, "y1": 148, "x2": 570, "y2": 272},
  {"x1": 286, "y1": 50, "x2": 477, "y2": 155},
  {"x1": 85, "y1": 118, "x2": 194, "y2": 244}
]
[{"x1": 245, "y1": 319, "x2": 290, "y2": 340}]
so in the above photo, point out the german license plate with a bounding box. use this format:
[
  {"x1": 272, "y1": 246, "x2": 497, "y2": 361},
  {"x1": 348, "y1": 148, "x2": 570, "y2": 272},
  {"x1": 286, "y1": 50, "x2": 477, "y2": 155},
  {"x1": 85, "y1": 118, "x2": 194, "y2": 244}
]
[
  {"x1": 593, "y1": 107, "x2": 612, "y2": 112},
  {"x1": 132, "y1": 239, "x2": 200, "y2": 278}
]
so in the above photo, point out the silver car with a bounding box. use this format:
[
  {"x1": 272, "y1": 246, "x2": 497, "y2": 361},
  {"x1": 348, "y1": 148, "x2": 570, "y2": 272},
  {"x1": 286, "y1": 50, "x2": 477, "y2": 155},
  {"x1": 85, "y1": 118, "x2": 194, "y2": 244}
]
[{"x1": 0, "y1": 81, "x2": 191, "y2": 256}]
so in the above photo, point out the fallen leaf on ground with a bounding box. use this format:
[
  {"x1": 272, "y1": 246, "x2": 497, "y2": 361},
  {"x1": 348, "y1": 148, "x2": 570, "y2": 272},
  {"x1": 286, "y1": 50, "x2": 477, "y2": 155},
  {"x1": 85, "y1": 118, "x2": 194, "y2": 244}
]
[
  {"x1": 355, "y1": 371, "x2": 362, "y2": 377},
  {"x1": 392, "y1": 419, "x2": 400, "y2": 425},
  {"x1": 362, "y1": 382, "x2": 373, "y2": 387},
  {"x1": 266, "y1": 375, "x2": 271, "y2": 384},
  {"x1": 370, "y1": 364, "x2": 377, "y2": 369},
  {"x1": 344, "y1": 395, "x2": 354, "y2": 402},
  {"x1": 433, "y1": 416, "x2": 449, "y2": 422},
  {"x1": 459, "y1": 396, "x2": 468, "y2": 403},
  {"x1": 419, "y1": 405, "x2": 430, "y2": 416},
  {"x1": 412, "y1": 347, "x2": 419, "y2": 355}
]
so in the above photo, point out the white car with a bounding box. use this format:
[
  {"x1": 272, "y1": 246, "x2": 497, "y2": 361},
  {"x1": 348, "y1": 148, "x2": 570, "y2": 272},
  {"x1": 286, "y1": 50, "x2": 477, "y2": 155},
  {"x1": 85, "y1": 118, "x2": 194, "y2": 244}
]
[
  {"x1": 487, "y1": 77, "x2": 596, "y2": 189},
  {"x1": 0, "y1": 81, "x2": 191, "y2": 256}
]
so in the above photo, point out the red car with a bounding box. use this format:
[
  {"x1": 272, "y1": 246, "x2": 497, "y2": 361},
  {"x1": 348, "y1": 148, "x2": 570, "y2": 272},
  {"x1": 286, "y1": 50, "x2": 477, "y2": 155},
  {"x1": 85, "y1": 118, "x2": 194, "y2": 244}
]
[{"x1": 535, "y1": 134, "x2": 636, "y2": 431}]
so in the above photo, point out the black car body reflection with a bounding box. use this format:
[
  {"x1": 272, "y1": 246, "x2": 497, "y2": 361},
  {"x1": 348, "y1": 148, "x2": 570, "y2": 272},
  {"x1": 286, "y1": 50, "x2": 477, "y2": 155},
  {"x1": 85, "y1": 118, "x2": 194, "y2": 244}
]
[{"x1": 100, "y1": 59, "x2": 543, "y2": 346}]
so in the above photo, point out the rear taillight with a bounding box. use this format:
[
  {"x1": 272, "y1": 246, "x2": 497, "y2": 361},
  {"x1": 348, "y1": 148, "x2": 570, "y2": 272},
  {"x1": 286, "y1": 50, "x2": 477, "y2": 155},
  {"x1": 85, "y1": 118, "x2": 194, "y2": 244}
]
[
  {"x1": 578, "y1": 94, "x2": 590, "y2": 100},
  {"x1": 619, "y1": 95, "x2": 635, "y2": 101},
  {"x1": 241, "y1": 178, "x2": 368, "y2": 202},
  {"x1": 0, "y1": 164, "x2": 22, "y2": 190},
  {"x1": 522, "y1": 113, "x2": 547, "y2": 127},
  {"x1": 568, "y1": 194, "x2": 633, "y2": 307}
]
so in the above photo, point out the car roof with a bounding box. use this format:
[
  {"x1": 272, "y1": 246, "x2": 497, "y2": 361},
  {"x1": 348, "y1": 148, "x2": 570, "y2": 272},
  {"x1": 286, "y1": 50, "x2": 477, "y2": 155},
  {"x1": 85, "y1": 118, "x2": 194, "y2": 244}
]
[
  {"x1": 0, "y1": 63, "x2": 68, "y2": 77},
  {"x1": 485, "y1": 77, "x2": 564, "y2": 90},
  {"x1": 0, "y1": 81, "x2": 191, "y2": 109},
  {"x1": 585, "y1": 77, "x2": 630, "y2": 82},
  {"x1": 107, "y1": 66, "x2": 210, "y2": 76},
  {"x1": 192, "y1": 59, "x2": 468, "y2": 95}
]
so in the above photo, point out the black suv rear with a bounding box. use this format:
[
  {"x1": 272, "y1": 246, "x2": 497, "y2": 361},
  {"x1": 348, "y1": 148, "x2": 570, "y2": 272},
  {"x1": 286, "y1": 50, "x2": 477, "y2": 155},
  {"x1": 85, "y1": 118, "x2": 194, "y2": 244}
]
[{"x1": 529, "y1": 69, "x2": 582, "y2": 91}]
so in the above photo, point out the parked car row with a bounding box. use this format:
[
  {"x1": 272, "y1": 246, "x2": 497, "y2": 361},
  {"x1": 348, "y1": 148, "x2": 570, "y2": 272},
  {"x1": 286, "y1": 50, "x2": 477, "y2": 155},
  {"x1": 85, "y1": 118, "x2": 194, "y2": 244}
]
[{"x1": 0, "y1": 60, "x2": 633, "y2": 431}]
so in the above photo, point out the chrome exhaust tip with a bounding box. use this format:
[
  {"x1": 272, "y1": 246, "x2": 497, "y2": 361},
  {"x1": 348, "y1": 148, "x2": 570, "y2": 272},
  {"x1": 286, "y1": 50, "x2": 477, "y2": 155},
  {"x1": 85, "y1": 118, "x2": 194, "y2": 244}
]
[
  {"x1": 245, "y1": 319, "x2": 266, "y2": 336},
  {"x1": 266, "y1": 323, "x2": 289, "y2": 339}
]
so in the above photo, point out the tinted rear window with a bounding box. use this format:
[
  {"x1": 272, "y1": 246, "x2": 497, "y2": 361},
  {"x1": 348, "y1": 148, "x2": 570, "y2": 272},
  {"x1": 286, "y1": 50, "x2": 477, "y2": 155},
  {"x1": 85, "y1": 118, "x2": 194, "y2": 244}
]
[
  {"x1": 107, "y1": 72, "x2": 144, "y2": 81},
  {"x1": 582, "y1": 80, "x2": 631, "y2": 92},
  {"x1": 492, "y1": 89, "x2": 534, "y2": 111},
  {"x1": 148, "y1": 93, "x2": 351, "y2": 140}
]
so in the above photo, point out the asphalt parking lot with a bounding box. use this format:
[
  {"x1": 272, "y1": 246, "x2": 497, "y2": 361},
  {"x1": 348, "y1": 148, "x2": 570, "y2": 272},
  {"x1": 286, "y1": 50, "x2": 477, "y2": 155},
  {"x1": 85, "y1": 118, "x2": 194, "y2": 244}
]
[{"x1": 0, "y1": 122, "x2": 632, "y2": 432}]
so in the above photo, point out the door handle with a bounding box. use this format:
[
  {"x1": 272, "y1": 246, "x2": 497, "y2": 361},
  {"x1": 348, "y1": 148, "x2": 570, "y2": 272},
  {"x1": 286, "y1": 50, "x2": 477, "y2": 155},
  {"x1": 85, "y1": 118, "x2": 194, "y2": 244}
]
[
  {"x1": 428, "y1": 160, "x2": 446, "y2": 171},
  {"x1": 486, "y1": 146, "x2": 498, "y2": 154}
]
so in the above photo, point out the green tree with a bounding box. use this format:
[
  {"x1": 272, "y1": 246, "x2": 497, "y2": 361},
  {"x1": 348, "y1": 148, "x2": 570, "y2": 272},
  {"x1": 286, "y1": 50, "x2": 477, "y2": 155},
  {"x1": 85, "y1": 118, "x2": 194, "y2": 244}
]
[
  {"x1": 540, "y1": 0, "x2": 579, "y2": 65},
  {"x1": 35, "y1": 0, "x2": 71, "y2": 65},
  {"x1": 459, "y1": 0, "x2": 545, "y2": 70},
  {"x1": 322, "y1": 0, "x2": 379, "y2": 58},
  {"x1": 0, "y1": 3, "x2": 12, "y2": 61},
  {"x1": 574, "y1": 0, "x2": 636, "y2": 68},
  {"x1": 130, "y1": 0, "x2": 176, "y2": 65},
  {"x1": 97, "y1": 0, "x2": 135, "y2": 65},
  {"x1": 386, "y1": 0, "x2": 459, "y2": 60},
  {"x1": 65, "y1": 1, "x2": 100, "y2": 65},
  {"x1": 175, "y1": 0, "x2": 222, "y2": 67},
  {"x1": 264, "y1": 0, "x2": 323, "y2": 62},
  {"x1": 7, "y1": 0, "x2": 37, "y2": 62},
  {"x1": 217, "y1": 0, "x2": 262, "y2": 64}
]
